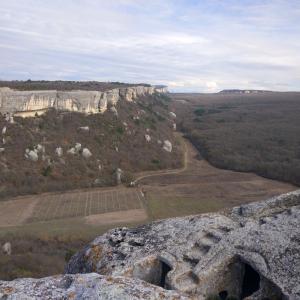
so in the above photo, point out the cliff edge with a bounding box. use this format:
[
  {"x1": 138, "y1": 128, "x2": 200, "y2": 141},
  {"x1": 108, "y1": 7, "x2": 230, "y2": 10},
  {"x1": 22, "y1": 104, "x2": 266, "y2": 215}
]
[{"x1": 0, "y1": 85, "x2": 168, "y2": 117}]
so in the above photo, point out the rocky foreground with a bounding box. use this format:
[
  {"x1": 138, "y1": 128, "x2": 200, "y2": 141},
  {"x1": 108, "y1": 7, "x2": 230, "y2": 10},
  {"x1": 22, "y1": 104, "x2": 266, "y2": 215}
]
[{"x1": 1, "y1": 190, "x2": 299, "y2": 299}]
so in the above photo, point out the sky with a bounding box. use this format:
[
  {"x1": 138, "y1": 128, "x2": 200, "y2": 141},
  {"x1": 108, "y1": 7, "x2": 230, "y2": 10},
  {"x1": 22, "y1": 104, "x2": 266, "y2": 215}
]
[{"x1": 0, "y1": 0, "x2": 300, "y2": 92}]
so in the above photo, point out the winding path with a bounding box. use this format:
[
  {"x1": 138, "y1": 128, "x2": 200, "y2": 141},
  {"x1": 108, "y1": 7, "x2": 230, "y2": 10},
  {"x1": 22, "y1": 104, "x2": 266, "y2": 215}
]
[{"x1": 133, "y1": 133, "x2": 189, "y2": 184}]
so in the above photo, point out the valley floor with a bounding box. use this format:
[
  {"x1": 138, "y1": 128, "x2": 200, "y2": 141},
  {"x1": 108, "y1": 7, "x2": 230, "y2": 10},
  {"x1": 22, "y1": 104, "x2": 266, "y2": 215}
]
[
  {"x1": 0, "y1": 133, "x2": 297, "y2": 279},
  {"x1": 138, "y1": 133, "x2": 296, "y2": 219},
  {"x1": 0, "y1": 133, "x2": 295, "y2": 231}
]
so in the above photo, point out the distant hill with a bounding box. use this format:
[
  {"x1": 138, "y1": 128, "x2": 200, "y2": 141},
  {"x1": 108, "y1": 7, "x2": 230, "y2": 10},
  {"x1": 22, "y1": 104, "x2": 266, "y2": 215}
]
[
  {"x1": 219, "y1": 89, "x2": 271, "y2": 94},
  {"x1": 172, "y1": 91, "x2": 300, "y2": 187}
]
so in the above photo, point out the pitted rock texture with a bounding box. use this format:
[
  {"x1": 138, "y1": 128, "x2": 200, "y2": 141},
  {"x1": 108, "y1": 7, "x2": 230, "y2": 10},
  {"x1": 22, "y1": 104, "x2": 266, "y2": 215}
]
[
  {"x1": 66, "y1": 190, "x2": 300, "y2": 299},
  {"x1": 0, "y1": 85, "x2": 167, "y2": 116},
  {"x1": 0, "y1": 191, "x2": 299, "y2": 299},
  {"x1": 0, "y1": 273, "x2": 187, "y2": 300}
]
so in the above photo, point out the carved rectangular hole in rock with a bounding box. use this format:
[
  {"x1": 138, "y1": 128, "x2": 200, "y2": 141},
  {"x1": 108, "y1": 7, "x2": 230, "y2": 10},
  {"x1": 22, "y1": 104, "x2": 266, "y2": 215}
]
[
  {"x1": 241, "y1": 263, "x2": 260, "y2": 298},
  {"x1": 159, "y1": 260, "x2": 172, "y2": 289},
  {"x1": 136, "y1": 258, "x2": 173, "y2": 290},
  {"x1": 197, "y1": 243, "x2": 211, "y2": 254}
]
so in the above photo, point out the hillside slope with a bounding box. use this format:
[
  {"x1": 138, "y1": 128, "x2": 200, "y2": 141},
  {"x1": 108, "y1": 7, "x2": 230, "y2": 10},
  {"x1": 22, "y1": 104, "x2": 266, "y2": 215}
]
[
  {"x1": 172, "y1": 92, "x2": 300, "y2": 187},
  {"x1": 0, "y1": 93, "x2": 181, "y2": 199}
]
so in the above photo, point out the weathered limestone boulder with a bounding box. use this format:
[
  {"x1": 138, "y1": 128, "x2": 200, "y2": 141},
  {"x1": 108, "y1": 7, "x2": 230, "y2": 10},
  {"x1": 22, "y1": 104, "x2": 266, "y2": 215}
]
[
  {"x1": 0, "y1": 113, "x2": 15, "y2": 124},
  {"x1": 68, "y1": 143, "x2": 82, "y2": 155},
  {"x1": 0, "y1": 273, "x2": 187, "y2": 300},
  {"x1": 0, "y1": 148, "x2": 5, "y2": 153},
  {"x1": 25, "y1": 149, "x2": 39, "y2": 161},
  {"x1": 55, "y1": 147, "x2": 63, "y2": 157},
  {"x1": 82, "y1": 148, "x2": 92, "y2": 159},
  {"x1": 2, "y1": 126, "x2": 6, "y2": 135},
  {"x1": 163, "y1": 140, "x2": 172, "y2": 152},
  {"x1": 35, "y1": 144, "x2": 45, "y2": 153},
  {"x1": 66, "y1": 190, "x2": 300, "y2": 299},
  {"x1": 67, "y1": 147, "x2": 76, "y2": 155},
  {"x1": 74, "y1": 143, "x2": 82, "y2": 153},
  {"x1": 115, "y1": 168, "x2": 123, "y2": 185},
  {"x1": 169, "y1": 112, "x2": 176, "y2": 119},
  {"x1": 2, "y1": 242, "x2": 11, "y2": 255},
  {"x1": 78, "y1": 126, "x2": 89, "y2": 131},
  {"x1": 145, "y1": 134, "x2": 151, "y2": 142}
]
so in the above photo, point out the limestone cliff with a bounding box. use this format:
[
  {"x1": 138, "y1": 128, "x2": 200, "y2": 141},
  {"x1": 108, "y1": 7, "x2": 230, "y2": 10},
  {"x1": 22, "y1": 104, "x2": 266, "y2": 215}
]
[
  {"x1": 0, "y1": 85, "x2": 168, "y2": 117},
  {"x1": 1, "y1": 190, "x2": 299, "y2": 299}
]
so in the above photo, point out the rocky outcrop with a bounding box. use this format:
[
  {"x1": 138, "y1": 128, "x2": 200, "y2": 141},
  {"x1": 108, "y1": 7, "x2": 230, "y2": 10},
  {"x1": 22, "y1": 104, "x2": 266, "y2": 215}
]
[
  {"x1": 163, "y1": 140, "x2": 172, "y2": 152},
  {"x1": 66, "y1": 190, "x2": 300, "y2": 299},
  {"x1": 0, "y1": 85, "x2": 167, "y2": 117},
  {"x1": 1, "y1": 190, "x2": 299, "y2": 299},
  {"x1": 82, "y1": 148, "x2": 92, "y2": 159},
  {"x1": 0, "y1": 273, "x2": 187, "y2": 300}
]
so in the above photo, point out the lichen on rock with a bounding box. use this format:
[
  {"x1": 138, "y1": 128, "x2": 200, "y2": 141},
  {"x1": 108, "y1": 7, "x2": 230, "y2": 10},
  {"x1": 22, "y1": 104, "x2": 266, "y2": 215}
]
[
  {"x1": 66, "y1": 190, "x2": 300, "y2": 299},
  {"x1": 0, "y1": 191, "x2": 299, "y2": 299}
]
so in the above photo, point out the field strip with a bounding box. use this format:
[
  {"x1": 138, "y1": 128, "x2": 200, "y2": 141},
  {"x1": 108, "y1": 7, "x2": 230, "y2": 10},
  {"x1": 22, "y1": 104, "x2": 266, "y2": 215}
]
[
  {"x1": 53, "y1": 194, "x2": 63, "y2": 220},
  {"x1": 0, "y1": 187, "x2": 147, "y2": 226},
  {"x1": 43, "y1": 196, "x2": 54, "y2": 221},
  {"x1": 85, "y1": 209, "x2": 148, "y2": 226}
]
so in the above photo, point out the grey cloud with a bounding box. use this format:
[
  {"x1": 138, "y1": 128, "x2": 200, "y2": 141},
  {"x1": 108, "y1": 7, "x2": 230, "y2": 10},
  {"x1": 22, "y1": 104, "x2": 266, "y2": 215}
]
[{"x1": 0, "y1": 0, "x2": 299, "y2": 92}]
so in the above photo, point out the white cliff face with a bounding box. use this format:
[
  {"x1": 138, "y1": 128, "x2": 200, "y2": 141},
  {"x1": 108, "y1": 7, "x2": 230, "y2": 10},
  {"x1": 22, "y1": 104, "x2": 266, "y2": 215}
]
[
  {"x1": 0, "y1": 85, "x2": 167, "y2": 117},
  {"x1": 21, "y1": 94, "x2": 56, "y2": 111}
]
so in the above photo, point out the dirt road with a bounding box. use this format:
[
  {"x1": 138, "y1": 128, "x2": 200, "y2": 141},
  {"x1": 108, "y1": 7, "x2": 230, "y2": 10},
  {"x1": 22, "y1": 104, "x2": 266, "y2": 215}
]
[{"x1": 133, "y1": 132, "x2": 188, "y2": 184}]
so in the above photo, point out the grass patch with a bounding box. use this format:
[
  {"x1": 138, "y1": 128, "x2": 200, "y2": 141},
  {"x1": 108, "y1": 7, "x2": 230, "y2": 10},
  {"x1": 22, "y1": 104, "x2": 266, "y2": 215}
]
[{"x1": 147, "y1": 195, "x2": 224, "y2": 220}]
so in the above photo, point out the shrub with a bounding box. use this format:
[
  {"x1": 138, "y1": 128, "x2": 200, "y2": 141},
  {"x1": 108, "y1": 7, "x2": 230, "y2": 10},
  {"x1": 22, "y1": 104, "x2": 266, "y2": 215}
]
[
  {"x1": 42, "y1": 166, "x2": 52, "y2": 177},
  {"x1": 65, "y1": 249, "x2": 76, "y2": 262},
  {"x1": 122, "y1": 171, "x2": 135, "y2": 185},
  {"x1": 194, "y1": 107, "x2": 205, "y2": 116},
  {"x1": 151, "y1": 159, "x2": 160, "y2": 164},
  {"x1": 116, "y1": 126, "x2": 124, "y2": 135}
]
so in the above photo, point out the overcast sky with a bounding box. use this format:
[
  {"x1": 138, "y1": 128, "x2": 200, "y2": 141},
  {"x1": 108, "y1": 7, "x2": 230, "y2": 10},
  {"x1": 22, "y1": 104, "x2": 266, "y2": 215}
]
[{"x1": 0, "y1": 0, "x2": 299, "y2": 92}]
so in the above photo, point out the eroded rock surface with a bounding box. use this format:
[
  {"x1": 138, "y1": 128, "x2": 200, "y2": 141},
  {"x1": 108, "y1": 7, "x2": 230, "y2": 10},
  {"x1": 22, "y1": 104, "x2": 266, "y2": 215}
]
[
  {"x1": 0, "y1": 85, "x2": 167, "y2": 116},
  {"x1": 0, "y1": 273, "x2": 187, "y2": 300},
  {"x1": 0, "y1": 191, "x2": 299, "y2": 299},
  {"x1": 66, "y1": 190, "x2": 300, "y2": 299}
]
